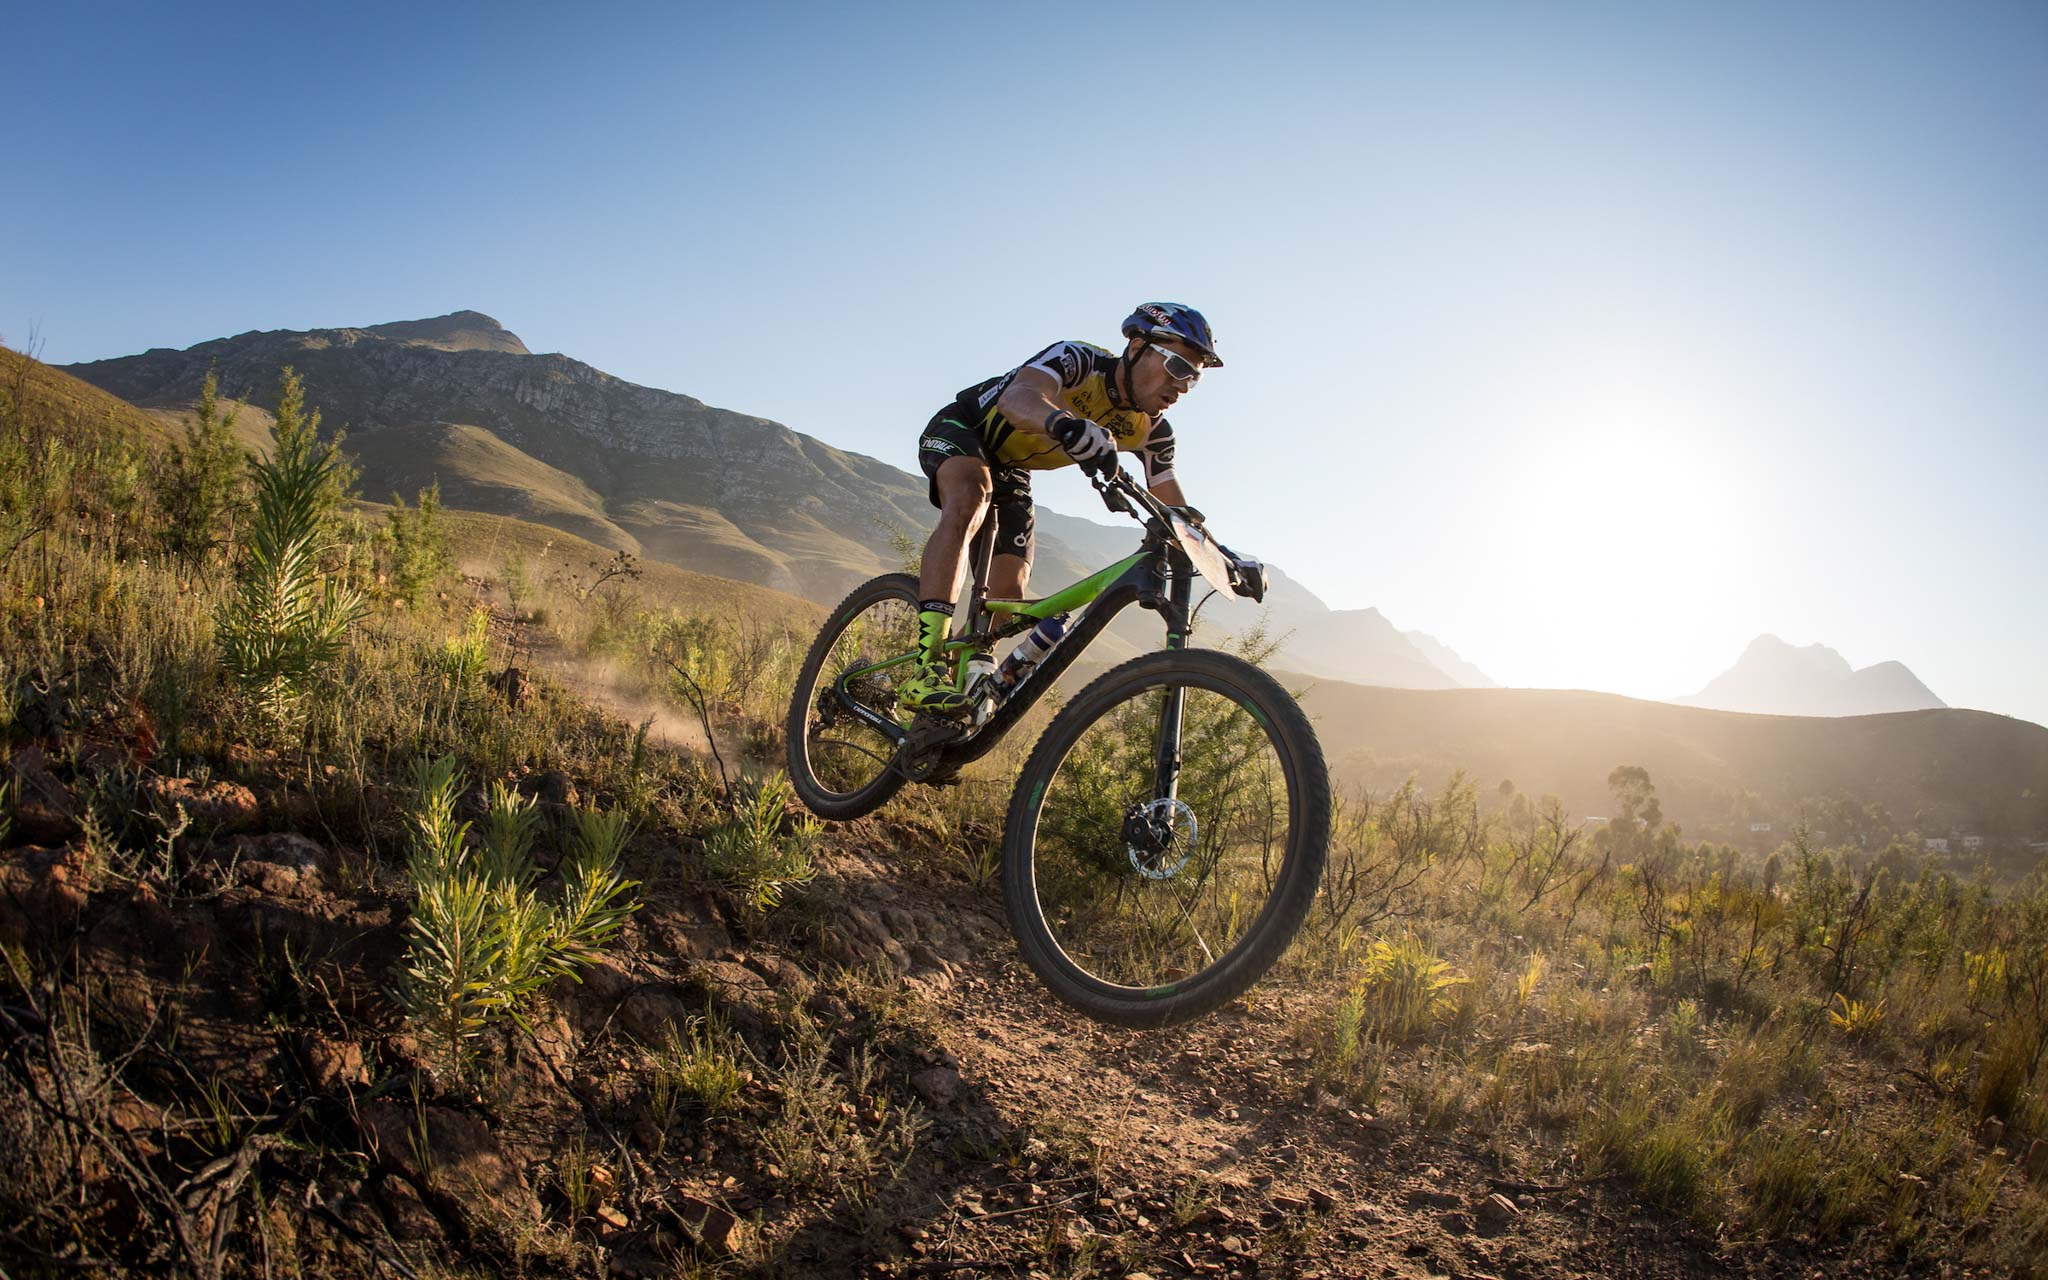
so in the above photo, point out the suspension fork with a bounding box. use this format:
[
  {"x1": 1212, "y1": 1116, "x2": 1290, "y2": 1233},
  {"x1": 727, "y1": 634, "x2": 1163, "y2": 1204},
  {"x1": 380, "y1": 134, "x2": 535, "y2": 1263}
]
[{"x1": 1152, "y1": 550, "x2": 1195, "y2": 804}]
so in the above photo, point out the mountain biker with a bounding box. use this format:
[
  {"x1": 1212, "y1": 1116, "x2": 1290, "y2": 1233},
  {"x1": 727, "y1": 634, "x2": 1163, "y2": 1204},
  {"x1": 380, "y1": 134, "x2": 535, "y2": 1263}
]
[{"x1": 901, "y1": 303, "x2": 1225, "y2": 715}]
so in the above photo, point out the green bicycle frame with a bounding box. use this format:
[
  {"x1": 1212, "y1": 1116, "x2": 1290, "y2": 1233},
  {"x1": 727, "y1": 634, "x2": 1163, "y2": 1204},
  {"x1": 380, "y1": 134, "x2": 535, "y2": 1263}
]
[
  {"x1": 826, "y1": 470, "x2": 1199, "y2": 798},
  {"x1": 837, "y1": 549, "x2": 1149, "y2": 687}
]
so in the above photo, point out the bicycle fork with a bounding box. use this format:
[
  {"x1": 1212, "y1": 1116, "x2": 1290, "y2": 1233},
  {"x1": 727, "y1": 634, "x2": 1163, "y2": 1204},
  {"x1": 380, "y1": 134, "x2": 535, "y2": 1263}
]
[{"x1": 1150, "y1": 558, "x2": 1196, "y2": 805}]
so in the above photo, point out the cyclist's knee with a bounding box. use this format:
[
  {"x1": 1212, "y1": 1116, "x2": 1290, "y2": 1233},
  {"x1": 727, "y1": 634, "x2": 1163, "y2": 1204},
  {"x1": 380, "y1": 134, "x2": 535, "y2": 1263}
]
[{"x1": 936, "y1": 467, "x2": 992, "y2": 525}]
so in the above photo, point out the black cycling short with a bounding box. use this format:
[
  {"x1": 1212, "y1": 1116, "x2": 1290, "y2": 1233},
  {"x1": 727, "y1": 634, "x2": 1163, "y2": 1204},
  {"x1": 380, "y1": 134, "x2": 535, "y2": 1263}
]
[{"x1": 917, "y1": 413, "x2": 1036, "y2": 564}]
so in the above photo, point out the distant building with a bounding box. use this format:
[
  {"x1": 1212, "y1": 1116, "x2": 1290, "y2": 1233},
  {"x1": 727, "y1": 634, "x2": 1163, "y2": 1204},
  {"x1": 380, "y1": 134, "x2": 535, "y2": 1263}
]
[
  {"x1": 1961, "y1": 835, "x2": 1984, "y2": 852},
  {"x1": 1582, "y1": 816, "x2": 1607, "y2": 828},
  {"x1": 1925, "y1": 837, "x2": 1951, "y2": 854},
  {"x1": 2031, "y1": 840, "x2": 2048, "y2": 854},
  {"x1": 1750, "y1": 822, "x2": 1772, "y2": 834}
]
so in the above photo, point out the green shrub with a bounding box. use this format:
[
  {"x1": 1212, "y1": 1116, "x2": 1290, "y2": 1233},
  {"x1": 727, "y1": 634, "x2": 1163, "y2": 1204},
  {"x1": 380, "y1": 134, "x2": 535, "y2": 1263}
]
[
  {"x1": 213, "y1": 370, "x2": 364, "y2": 732},
  {"x1": 384, "y1": 481, "x2": 453, "y2": 605},
  {"x1": 701, "y1": 770, "x2": 820, "y2": 911},
  {"x1": 442, "y1": 605, "x2": 492, "y2": 688},
  {"x1": 400, "y1": 757, "x2": 641, "y2": 1070},
  {"x1": 653, "y1": 1008, "x2": 748, "y2": 1115},
  {"x1": 153, "y1": 371, "x2": 248, "y2": 573},
  {"x1": 1348, "y1": 931, "x2": 1466, "y2": 1041}
]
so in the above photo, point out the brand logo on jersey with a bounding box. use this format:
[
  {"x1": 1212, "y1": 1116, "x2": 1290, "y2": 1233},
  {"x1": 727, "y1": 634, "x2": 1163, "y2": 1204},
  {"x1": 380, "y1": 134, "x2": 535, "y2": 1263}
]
[
  {"x1": 1055, "y1": 347, "x2": 1083, "y2": 386},
  {"x1": 921, "y1": 436, "x2": 960, "y2": 456}
]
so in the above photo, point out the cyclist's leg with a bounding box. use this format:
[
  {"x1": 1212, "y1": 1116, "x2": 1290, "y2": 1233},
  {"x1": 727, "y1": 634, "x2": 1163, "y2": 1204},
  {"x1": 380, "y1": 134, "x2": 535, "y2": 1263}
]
[
  {"x1": 908, "y1": 421, "x2": 995, "y2": 712},
  {"x1": 986, "y1": 467, "x2": 1035, "y2": 598},
  {"x1": 919, "y1": 455, "x2": 993, "y2": 607}
]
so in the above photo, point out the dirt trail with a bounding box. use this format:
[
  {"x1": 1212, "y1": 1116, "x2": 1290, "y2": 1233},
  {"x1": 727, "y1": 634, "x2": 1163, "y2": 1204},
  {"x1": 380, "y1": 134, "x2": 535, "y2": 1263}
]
[{"x1": 763, "y1": 842, "x2": 1778, "y2": 1280}]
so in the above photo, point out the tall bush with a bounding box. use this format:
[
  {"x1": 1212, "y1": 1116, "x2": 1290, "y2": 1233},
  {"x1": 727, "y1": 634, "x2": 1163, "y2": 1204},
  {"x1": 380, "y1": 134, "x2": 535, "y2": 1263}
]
[
  {"x1": 154, "y1": 371, "x2": 248, "y2": 572},
  {"x1": 213, "y1": 370, "x2": 365, "y2": 732}
]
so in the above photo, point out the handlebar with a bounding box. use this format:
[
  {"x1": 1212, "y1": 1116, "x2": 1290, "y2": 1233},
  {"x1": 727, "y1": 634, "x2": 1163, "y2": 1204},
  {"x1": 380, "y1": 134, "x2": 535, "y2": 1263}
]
[
  {"x1": 1090, "y1": 466, "x2": 1268, "y2": 604},
  {"x1": 1089, "y1": 466, "x2": 1167, "y2": 523}
]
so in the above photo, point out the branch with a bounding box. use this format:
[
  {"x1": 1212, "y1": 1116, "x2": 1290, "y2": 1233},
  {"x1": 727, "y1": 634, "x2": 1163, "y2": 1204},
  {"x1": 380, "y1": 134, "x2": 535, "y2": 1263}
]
[{"x1": 657, "y1": 651, "x2": 733, "y2": 805}]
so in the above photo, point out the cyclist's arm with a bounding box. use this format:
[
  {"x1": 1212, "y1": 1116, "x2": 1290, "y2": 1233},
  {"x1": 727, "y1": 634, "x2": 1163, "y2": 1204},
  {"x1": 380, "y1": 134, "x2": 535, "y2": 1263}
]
[
  {"x1": 993, "y1": 366, "x2": 1073, "y2": 444},
  {"x1": 1139, "y1": 418, "x2": 1184, "y2": 504}
]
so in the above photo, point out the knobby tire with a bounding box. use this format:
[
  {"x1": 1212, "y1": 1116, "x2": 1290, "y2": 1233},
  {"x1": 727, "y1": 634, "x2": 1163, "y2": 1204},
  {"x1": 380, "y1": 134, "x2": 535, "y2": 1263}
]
[
  {"x1": 785, "y1": 572, "x2": 921, "y2": 820},
  {"x1": 1001, "y1": 647, "x2": 1331, "y2": 1028}
]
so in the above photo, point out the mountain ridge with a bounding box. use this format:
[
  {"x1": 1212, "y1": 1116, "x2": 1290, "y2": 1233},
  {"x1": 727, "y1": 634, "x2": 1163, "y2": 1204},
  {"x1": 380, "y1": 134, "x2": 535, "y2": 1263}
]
[
  {"x1": 63, "y1": 312, "x2": 1493, "y2": 690},
  {"x1": 1675, "y1": 633, "x2": 1945, "y2": 717}
]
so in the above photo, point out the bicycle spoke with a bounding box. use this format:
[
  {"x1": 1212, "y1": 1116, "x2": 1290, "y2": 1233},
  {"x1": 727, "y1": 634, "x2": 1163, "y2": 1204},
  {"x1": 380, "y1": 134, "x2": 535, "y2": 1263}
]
[
  {"x1": 789, "y1": 581, "x2": 922, "y2": 806},
  {"x1": 1025, "y1": 677, "x2": 1298, "y2": 992}
]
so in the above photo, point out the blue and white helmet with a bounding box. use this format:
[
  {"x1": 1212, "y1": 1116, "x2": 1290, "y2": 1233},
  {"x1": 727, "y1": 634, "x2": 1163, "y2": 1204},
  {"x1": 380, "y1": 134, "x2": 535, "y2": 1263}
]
[{"x1": 1121, "y1": 302, "x2": 1223, "y2": 368}]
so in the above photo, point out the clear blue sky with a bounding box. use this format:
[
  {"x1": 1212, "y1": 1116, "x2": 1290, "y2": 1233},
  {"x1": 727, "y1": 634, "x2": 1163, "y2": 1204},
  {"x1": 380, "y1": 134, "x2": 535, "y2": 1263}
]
[{"x1": 7, "y1": 2, "x2": 2045, "y2": 725}]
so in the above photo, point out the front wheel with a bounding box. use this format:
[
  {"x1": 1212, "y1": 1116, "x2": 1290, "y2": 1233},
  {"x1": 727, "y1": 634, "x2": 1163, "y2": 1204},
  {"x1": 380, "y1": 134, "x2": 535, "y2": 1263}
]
[
  {"x1": 1002, "y1": 648, "x2": 1331, "y2": 1027},
  {"x1": 785, "y1": 573, "x2": 921, "y2": 820}
]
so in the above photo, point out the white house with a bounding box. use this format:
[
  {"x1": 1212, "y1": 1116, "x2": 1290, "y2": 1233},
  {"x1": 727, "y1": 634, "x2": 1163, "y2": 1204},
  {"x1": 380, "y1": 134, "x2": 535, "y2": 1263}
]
[{"x1": 1925, "y1": 837, "x2": 1951, "y2": 854}]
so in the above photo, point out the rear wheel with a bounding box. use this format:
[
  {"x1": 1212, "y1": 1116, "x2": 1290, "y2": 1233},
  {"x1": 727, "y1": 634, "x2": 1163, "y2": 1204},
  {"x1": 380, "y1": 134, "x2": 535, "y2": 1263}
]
[
  {"x1": 785, "y1": 573, "x2": 921, "y2": 820},
  {"x1": 1001, "y1": 648, "x2": 1330, "y2": 1027}
]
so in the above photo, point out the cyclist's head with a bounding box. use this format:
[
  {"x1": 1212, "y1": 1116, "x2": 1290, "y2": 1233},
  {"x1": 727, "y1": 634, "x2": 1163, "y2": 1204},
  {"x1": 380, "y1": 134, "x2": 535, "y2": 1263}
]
[
  {"x1": 1120, "y1": 303, "x2": 1222, "y2": 369},
  {"x1": 1120, "y1": 302, "x2": 1220, "y2": 415}
]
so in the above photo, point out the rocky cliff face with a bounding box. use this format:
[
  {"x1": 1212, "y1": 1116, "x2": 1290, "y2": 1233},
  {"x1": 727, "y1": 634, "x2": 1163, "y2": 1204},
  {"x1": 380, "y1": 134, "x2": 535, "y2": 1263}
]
[{"x1": 65, "y1": 313, "x2": 950, "y2": 600}]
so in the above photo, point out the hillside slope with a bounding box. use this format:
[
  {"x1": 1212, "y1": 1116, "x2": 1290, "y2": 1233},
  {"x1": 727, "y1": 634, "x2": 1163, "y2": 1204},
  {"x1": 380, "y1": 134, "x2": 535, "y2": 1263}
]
[
  {"x1": 1300, "y1": 680, "x2": 2048, "y2": 844},
  {"x1": 63, "y1": 313, "x2": 1484, "y2": 689},
  {"x1": 3, "y1": 344, "x2": 179, "y2": 444}
]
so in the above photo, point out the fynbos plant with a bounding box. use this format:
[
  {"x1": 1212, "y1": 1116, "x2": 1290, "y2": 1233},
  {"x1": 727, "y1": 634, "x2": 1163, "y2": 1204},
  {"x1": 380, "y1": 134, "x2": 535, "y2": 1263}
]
[
  {"x1": 400, "y1": 757, "x2": 641, "y2": 1071},
  {"x1": 701, "y1": 770, "x2": 820, "y2": 911},
  {"x1": 213, "y1": 370, "x2": 363, "y2": 732}
]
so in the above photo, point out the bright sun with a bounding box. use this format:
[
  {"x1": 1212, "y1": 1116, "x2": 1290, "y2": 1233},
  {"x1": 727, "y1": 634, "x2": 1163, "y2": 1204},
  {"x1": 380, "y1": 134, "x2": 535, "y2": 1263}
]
[{"x1": 1471, "y1": 398, "x2": 1764, "y2": 697}]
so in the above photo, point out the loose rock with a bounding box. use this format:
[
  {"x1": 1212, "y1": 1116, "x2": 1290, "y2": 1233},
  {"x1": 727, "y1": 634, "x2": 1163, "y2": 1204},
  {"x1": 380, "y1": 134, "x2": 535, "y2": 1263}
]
[
  {"x1": 0, "y1": 845, "x2": 90, "y2": 942},
  {"x1": 143, "y1": 775, "x2": 259, "y2": 835},
  {"x1": 1475, "y1": 1191, "x2": 1520, "y2": 1235},
  {"x1": 911, "y1": 1066, "x2": 962, "y2": 1107},
  {"x1": 666, "y1": 1193, "x2": 750, "y2": 1254},
  {"x1": 363, "y1": 1103, "x2": 541, "y2": 1225}
]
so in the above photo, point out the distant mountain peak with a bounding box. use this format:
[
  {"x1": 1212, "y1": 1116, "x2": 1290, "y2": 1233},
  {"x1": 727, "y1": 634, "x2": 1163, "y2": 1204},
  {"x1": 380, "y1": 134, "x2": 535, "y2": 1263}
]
[
  {"x1": 1403, "y1": 630, "x2": 1500, "y2": 689},
  {"x1": 362, "y1": 310, "x2": 529, "y2": 355},
  {"x1": 1678, "y1": 634, "x2": 1942, "y2": 717}
]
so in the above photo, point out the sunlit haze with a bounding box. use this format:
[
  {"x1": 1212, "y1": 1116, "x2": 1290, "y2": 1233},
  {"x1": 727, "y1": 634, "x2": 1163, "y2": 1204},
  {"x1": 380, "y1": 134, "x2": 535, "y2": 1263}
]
[{"x1": 6, "y1": 2, "x2": 2043, "y2": 723}]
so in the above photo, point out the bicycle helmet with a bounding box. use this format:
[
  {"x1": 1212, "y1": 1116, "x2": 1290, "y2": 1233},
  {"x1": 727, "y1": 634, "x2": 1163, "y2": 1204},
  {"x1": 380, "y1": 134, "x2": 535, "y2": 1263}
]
[{"x1": 1121, "y1": 302, "x2": 1223, "y2": 368}]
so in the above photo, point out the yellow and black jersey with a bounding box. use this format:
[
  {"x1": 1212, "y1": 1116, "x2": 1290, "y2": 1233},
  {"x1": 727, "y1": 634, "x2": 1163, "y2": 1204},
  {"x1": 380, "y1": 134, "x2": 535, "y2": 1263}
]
[{"x1": 945, "y1": 340, "x2": 1177, "y2": 485}]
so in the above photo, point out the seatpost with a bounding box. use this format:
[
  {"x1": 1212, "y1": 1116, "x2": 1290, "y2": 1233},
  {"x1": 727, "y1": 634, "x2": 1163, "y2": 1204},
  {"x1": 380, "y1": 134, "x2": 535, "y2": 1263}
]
[{"x1": 963, "y1": 518, "x2": 997, "y2": 631}]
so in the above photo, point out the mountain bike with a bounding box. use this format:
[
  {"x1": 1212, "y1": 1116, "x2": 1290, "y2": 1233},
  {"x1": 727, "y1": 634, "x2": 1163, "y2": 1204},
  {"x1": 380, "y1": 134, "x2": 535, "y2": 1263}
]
[
  {"x1": 778, "y1": 468, "x2": 1327, "y2": 1028},
  {"x1": 785, "y1": 467, "x2": 1331, "y2": 1027}
]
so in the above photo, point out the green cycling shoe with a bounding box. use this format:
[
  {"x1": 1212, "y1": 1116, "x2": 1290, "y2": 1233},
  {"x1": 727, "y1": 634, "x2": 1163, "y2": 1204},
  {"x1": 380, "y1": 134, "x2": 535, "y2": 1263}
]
[{"x1": 897, "y1": 660, "x2": 974, "y2": 716}]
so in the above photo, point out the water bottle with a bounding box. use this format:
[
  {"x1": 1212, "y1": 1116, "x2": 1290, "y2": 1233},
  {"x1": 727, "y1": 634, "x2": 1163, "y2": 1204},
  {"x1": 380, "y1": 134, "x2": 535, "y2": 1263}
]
[
  {"x1": 964, "y1": 652, "x2": 999, "y2": 725},
  {"x1": 993, "y1": 614, "x2": 1069, "y2": 696}
]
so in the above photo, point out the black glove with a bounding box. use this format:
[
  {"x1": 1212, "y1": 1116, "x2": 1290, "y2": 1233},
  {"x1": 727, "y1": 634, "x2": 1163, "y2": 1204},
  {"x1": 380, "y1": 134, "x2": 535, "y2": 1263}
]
[
  {"x1": 1220, "y1": 545, "x2": 1268, "y2": 603},
  {"x1": 1050, "y1": 413, "x2": 1117, "y2": 477}
]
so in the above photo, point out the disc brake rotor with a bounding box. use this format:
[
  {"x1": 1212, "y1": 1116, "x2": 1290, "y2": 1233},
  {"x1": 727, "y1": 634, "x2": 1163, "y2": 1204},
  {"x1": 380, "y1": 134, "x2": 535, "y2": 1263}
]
[{"x1": 1123, "y1": 797, "x2": 1197, "y2": 880}]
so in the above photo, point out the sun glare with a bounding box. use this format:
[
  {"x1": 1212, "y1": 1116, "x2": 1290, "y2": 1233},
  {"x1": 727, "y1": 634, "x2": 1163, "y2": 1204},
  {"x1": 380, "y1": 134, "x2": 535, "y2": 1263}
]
[{"x1": 1473, "y1": 398, "x2": 1763, "y2": 697}]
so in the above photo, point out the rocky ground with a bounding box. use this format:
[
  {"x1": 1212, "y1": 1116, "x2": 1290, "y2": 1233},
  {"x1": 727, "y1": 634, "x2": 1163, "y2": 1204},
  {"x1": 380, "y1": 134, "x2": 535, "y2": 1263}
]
[{"x1": 3, "y1": 737, "x2": 1945, "y2": 1279}]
